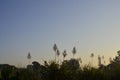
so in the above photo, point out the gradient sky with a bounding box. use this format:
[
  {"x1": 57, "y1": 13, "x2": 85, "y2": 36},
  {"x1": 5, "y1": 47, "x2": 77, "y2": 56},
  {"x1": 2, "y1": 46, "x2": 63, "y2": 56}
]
[{"x1": 1, "y1": 0, "x2": 120, "y2": 67}]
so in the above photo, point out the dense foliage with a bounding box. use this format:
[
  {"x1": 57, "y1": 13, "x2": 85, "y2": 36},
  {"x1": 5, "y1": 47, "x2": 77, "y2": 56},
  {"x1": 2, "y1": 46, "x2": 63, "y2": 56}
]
[
  {"x1": 1, "y1": 46, "x2": 120, "y2": 80},
  {"x1": 0, "y1": 57, "x2": 120, "y2": 80}
]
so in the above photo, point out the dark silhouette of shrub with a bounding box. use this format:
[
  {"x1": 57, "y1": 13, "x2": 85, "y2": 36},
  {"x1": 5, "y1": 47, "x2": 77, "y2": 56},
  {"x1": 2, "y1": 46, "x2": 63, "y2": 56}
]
[{"x1": 1, "y1": 46, "x2": 120, "y2": 80}]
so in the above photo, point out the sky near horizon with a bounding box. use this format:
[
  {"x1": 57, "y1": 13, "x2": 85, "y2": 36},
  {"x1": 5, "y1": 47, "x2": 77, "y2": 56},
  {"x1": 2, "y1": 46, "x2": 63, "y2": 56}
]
[{"x1": 1, "y1": 0, "x2": 120, "y2": 67}]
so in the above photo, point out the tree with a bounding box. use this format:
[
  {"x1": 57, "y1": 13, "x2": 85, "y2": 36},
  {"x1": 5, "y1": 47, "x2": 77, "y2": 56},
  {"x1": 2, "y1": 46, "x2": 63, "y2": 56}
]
[
  {"x1": 72, "y1": 47, "x2": 76, "y2": 58},
  {"x1": 27, "y1": 52, "x2": 31, "y2": 64}
]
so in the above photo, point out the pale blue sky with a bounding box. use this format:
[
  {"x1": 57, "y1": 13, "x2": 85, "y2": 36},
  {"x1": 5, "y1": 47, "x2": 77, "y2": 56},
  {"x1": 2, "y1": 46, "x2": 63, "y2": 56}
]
[{"x1": 1, "y1": 0, "x2": 120, "y2": 66}]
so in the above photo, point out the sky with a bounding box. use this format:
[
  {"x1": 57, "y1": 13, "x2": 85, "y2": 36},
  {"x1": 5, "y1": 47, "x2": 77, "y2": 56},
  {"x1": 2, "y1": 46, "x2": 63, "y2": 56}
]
[{"x1": 1, "y1": 0, "x2": 120, "y2": 67}]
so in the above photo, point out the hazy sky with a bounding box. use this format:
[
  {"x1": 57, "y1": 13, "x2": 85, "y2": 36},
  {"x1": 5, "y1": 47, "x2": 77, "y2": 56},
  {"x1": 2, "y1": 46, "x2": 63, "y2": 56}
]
[{"x1": 1, "y1": 0, "x2": 120, "y2": 67}]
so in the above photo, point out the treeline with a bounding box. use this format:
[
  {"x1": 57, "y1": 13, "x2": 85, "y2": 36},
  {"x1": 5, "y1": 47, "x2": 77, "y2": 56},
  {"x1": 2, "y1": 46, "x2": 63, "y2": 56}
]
[
  {"x1": 1, "y1": 44, "x2": 120, "y2": 80},
  {"x1": 1, "y1": 56, "x2": 120, "y2": 80}
]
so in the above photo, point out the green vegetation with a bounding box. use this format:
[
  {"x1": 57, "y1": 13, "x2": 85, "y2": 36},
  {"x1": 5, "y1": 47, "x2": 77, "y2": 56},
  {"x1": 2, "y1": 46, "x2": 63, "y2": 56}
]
[{"x1": 1, "y1": 45, "x2": 120, "y2": 80}]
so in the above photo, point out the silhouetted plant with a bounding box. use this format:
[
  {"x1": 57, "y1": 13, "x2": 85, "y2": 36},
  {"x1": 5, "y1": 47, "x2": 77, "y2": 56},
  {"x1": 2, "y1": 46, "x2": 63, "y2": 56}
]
[
  {"x1": 117, "y1": 50, "x2": 120, "y2": 56},
  {"x1": 47, "y1": 61, "x2": 60, "y2": 80},
  {"x1": 1, "y1": 65, "x2": 16, "y2": 80},
  {"x1": 63, "y1": 50, "x2": 67, "y2": 61},
  {"x1": 102, "y1": 55, "x2": 105, "y2": 64},
  {"x1": 53, "y1": 44, "x2": 58, "y2": 61},
  {"x1": 81, "y1": 65, "x2": 106, "y2": 80},
  {"x1": 2, "y1": 45, "x2": 120, "y2": 80},
  {"x1": 90, "y1": 53, "x2": 94, "y2": 66},
  {"x1": 98, "y1": 55, "x2": 101, "y2": 67},
  {"x1": 27, "y1": 52, "x2": 31, "y2": 64},
  {"x1": 56, "y1": 49, "x2": 60, "y2": 62},
  {"x1": 72, "y1": 47, "x2": 76, "y2": 58},
  {"x1": 90, "y1": 53, "x2": 94, "y2": 58},
  {"x1": 113, "y1": 51, "x2": 120, "y2": 63},
  {"x1": 60, "y1": 59, "x2": 80, "y2": 80},
  {"x1": 56, "y1": 49, "x2": 60, "y2": 57}
]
